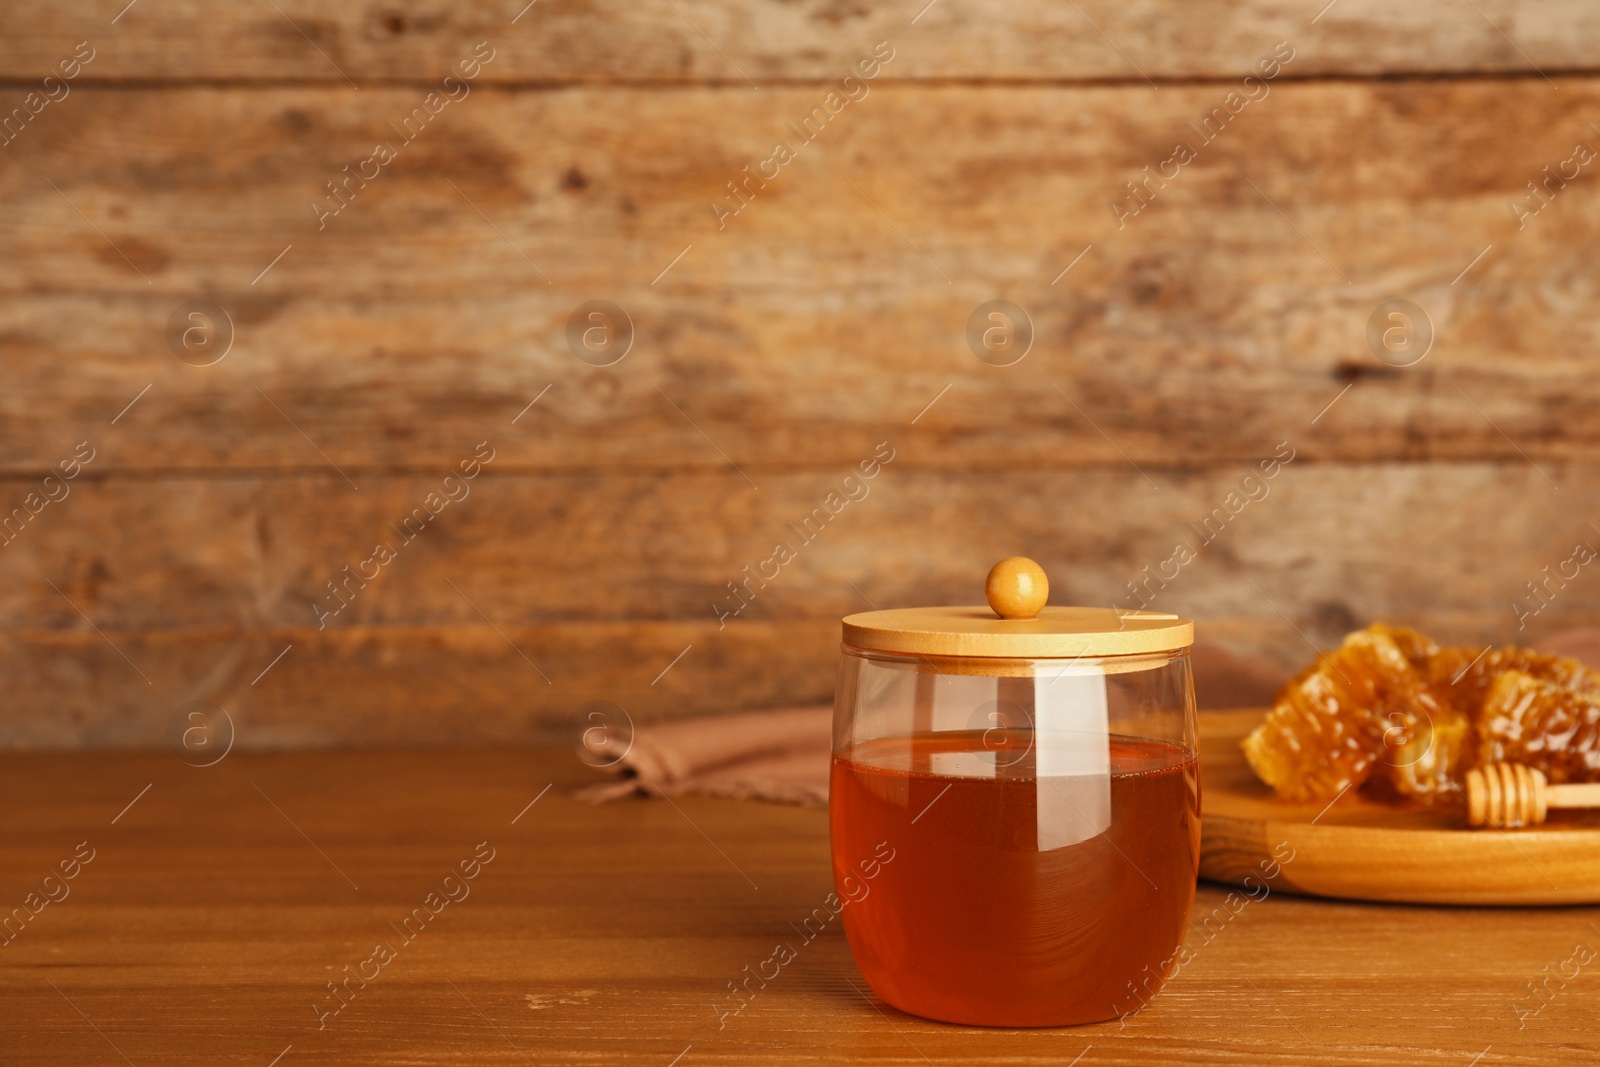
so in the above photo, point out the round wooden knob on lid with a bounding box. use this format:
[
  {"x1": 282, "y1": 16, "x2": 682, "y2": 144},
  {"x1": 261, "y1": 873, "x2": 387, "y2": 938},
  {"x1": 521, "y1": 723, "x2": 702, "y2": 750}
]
[
  {"x1": 840, "y1": 557, "x2": 1191, "y2": 660},
  {"x1": 986, "y1": 557, "x2": 1049, "y2": 620}
]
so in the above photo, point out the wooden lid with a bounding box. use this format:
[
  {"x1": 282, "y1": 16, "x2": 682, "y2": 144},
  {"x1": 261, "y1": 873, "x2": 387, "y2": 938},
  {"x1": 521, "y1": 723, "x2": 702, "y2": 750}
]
[{"x1": 842, "y1": 558, "x2": 1193, "y2": 659}]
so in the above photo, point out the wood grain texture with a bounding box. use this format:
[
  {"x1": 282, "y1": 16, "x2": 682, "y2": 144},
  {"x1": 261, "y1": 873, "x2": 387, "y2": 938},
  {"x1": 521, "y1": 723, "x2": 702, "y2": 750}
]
[
  {"x1": 2, "y1": 1, "x2": 1597, "y2": 82},
  {"x1": 6, "y1": 6, "x2": 1600, "y2": 750},
  {"x1": 12, "y1": 611, "x2": 1600, "y2": 749},
  {"x1": 4, "y1": 464, "x2": 1600, "y2": 746},
  {"x1": 0, "y1": 620, "x2": 839, "y2": 748},
  {"x1": 2, "y1": 747, "x2": 1597, "y2": 1065},
  {"x1": 0, "y1": 79, "x2": 1598, "y2": 473},
  {"x1": 1200, "y1": 710, "x2": 1600, "y2": 905},
  {"x1": 2, "y1": 465, "x2": 1593, "y2": 630}
]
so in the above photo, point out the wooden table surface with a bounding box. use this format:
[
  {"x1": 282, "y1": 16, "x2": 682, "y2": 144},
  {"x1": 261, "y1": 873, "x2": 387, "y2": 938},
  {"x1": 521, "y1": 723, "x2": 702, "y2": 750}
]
[{"x1": 4, "y1": 748, "x2": 1599, "y2": 1066}]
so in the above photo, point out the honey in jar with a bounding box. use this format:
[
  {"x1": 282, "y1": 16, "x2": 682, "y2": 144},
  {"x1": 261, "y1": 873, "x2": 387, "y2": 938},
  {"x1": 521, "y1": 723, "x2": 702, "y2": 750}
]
[{"x1": 830, "y1": 558, "x2": 1199, "y2": 1026}]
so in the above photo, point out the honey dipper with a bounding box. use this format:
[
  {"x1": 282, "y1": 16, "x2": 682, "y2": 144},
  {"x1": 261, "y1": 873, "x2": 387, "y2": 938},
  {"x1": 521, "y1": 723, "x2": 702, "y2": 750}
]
[{"x1": 1464, "y1": 763, "x2": 1600, "y2": 828}]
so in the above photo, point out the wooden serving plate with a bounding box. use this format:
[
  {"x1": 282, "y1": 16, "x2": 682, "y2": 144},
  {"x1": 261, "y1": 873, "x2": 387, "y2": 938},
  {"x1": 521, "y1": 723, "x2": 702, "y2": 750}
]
[{"x1": 1199, "y1": 709, "x2": 1600, "y2": 905}]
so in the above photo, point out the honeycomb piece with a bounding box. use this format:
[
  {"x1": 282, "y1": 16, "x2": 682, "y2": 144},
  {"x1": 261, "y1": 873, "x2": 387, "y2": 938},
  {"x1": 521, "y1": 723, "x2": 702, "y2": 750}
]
[
  {"x1": 1360, "y1": 625, "x2": 1465, "y2": 805},
  {"x1": 1374, "y1": 623, "x2": 1439, "y2": 669},
  {"x1": 1477, "y1": 670, "x2": 1600, "y2": 784},
  {"x1": 1246, "y1": 624, "x2": 1600, "y2": 807},
  {"x1": 1242, "y1": 627, "x2": 1429, "y2": 803},
  {"x1": 1372, "y1": 701, "x2": 1470, "y2": 805},
  {"x1": 1362, "y1": 629, "x2": 1463, "y2": 804},
  {"x1": 1431, "y1": 644, "x2": 1597, "y2": 714}
]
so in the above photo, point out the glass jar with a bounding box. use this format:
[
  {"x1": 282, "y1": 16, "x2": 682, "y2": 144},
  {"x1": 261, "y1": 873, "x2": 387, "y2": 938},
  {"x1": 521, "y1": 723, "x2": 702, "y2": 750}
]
[{"x1": 829, "y1": 558, "x2": 1198, "y2": 1027}]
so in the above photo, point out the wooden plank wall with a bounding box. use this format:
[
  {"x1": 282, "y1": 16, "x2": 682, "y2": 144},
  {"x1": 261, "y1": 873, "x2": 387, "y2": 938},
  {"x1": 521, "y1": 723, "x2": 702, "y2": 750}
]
[{"x1": 2, "y1": 1, "x2": 1599, "y2": 746}]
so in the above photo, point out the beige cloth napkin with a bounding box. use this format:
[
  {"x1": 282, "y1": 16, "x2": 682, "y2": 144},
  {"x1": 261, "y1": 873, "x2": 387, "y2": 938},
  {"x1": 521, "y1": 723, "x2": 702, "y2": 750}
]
[
  {"x1": 576, "y1": 705, "x2": 833, "y2": 806},
  {"x1": 579, "y1": 632, "x2": 1600, "y2": 806}
]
